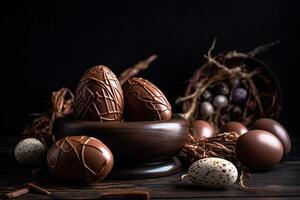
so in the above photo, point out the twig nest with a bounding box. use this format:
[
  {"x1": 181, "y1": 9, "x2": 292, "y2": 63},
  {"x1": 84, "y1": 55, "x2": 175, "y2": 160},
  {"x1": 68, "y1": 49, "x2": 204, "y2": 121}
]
[{"x1": 176, "y1": 41, "x2": 282, "y2": 129}]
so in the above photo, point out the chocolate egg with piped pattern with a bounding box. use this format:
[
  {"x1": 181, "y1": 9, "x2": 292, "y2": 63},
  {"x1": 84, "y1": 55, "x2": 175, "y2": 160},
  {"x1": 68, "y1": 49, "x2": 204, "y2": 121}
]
[
  {"x1": 122, "y1": 77, "x2": 172, "y2": 121},
  {"x1": 47, "y1": 136, "x2": 114, "y2": 184},
  {"x1": 73, "y1": 65, "x2": 124, "y2": 122}
]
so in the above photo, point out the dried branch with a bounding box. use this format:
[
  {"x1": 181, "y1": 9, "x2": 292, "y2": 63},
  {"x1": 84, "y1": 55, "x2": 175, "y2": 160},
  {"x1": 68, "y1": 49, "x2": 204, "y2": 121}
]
[
  {"x1": 4, "y1": 187, "x2": 30, "y2": 199},
  {"x1": 23, "y1": 87, "x2": 74, "y2": 147},
  {"x1": 118, "y1": 54, "x2": 157, "y2": 85},
  {"x1": 247, "y1": 40, "x2": 280, "y2": 57}
]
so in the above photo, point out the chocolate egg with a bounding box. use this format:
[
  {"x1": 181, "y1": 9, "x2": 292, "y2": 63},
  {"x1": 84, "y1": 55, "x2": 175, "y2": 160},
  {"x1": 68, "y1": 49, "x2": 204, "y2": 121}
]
[
  {"x1": 122, "y1": 77, "x2": 172, "y2": 121},
  {"x1": 222, "y1": 121, "x2": 248, "y2": 135},
  {"x1": 47, "y1": 136, "x2": 114, "y2": 184},
  {"x1": 252, "y1": 118, "x2": 291, "y2": 155},
  {"x1": 191, "y1": 120, "x2": 215, "y2": 138},
  {"x1": 73, "y1": 65, "x2": 124, "y2": 122},
  {"x1": 236, "y1": 130, "x2": 284, "y2": 170},
  {"x1": 200, "y1": 102, "x2": 214, "y2": 117}
]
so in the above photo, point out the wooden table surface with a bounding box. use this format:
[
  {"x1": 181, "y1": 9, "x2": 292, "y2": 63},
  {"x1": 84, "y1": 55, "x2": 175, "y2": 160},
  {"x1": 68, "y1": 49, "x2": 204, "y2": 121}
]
[{"x1": 1, "y1": 136, "x2": 300, "y2": 200}]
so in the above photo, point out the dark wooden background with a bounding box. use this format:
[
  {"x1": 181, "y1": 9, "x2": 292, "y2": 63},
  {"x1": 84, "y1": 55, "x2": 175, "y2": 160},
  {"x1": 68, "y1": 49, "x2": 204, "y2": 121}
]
[{"x1": 1, "y1": 0, "x2": 300, "y2": 145}]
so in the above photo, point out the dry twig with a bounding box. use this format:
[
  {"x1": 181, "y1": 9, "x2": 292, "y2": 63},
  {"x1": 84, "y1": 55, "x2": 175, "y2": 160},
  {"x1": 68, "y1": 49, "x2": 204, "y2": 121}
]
[{"x1": 118, "y1": 54, "x2": 157, "y2": 85}]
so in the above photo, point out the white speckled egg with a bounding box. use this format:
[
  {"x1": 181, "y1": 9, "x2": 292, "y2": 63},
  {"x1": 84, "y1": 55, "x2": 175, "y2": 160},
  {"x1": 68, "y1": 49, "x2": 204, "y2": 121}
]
[
  {"x1": 184, "y1": 157, "x2": 238, "y2": 188},
  {"x1": 14, "y1": 138, "x2": 46, "y2": 165}
]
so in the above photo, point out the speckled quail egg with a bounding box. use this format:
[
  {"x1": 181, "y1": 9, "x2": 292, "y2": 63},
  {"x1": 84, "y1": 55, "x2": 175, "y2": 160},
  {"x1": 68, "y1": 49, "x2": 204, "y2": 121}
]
[
  {"x1": 182, "y1": 157, "x2": 238, "y2": 188},
  {"x1": 14, "y1": 138, "x2": 46, "y2": 165}
]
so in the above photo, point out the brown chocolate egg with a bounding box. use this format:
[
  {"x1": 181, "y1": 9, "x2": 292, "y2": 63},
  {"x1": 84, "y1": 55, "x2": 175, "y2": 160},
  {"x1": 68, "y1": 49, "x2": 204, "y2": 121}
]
[
  {"x1": 191, "y1": 120, "x2": 215, "y2": 138},
  {"x1": 236, "y1": 130, "x2": 284, "y2": 170},
  {"x1": 222, "y1": 121, "x2": 248, "y2": 135},
  {"x1": 47, "y1": 136, "x2": 114, "y2": 183},
  {"x1": 252, "y1": 118, "x2": 291, "y2": 155},
  {"x1": 122, "y1": 77, "x2": 172, "y2": 121},
  {"x1": 73, "y1": 65, "x2": 124, "y2": 122}
]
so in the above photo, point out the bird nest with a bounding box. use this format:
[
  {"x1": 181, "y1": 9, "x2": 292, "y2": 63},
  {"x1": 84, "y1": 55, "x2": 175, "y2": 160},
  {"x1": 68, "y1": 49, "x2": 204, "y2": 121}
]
[{"x1": 176, "y1": 40, "x2": 282, "y2": 129}]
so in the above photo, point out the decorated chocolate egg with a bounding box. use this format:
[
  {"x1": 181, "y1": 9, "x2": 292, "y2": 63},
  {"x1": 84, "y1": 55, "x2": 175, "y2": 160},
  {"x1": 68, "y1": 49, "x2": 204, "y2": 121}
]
[
  {"x1": 122, "y1": 77, "x2": 172, "y2": 121},
  {"x1": 47, "y1": 136, "x2": 114, "y2": 184},
  {"x1": 73, "y1": 65, "x2": 124, "y2": 122}
]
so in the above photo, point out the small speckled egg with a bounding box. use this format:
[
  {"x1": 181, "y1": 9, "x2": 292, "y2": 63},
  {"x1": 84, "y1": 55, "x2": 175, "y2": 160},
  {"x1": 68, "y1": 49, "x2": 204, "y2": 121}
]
[
  {"x1": 184, "y1": 157, "x2": 238, "y2": 188},
  {"x1": 14, "y1": 138, "x2": 46, "y2": 165}
]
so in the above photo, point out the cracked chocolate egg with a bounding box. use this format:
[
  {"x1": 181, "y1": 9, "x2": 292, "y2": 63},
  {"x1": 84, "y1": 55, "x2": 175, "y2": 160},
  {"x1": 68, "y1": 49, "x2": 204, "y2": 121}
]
[
  {"x1": 47, "y1": 136, "x2": 114, "y2": 184},
  {"x1": 122, "y1": 77, "x2": 172, "y2": 121},
  {"x1": 73, "y1": 65, "x2": 124, "y2": 122}
]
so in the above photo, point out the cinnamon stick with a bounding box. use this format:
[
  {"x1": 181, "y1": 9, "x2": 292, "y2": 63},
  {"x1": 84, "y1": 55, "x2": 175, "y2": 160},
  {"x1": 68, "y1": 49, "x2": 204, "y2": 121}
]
[
  {"x1": 4, "y1": 187, "x2": 30, "y2": 199},
  {"x1": 26, "y1": 183, "x2": 51, "y2": 195}
]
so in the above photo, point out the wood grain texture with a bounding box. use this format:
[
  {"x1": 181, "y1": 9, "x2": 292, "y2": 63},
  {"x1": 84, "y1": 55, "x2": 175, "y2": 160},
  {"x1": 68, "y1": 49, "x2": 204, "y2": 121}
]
[{"x1": 0, "y1": 137, "x2": 300, "y2": 199}]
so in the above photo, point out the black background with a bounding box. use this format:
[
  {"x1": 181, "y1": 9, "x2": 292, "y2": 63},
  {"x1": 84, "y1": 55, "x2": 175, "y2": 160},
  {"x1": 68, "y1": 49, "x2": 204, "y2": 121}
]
[{"x1": 1, "y1": 0, "x2": 299, "y2": 142}]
